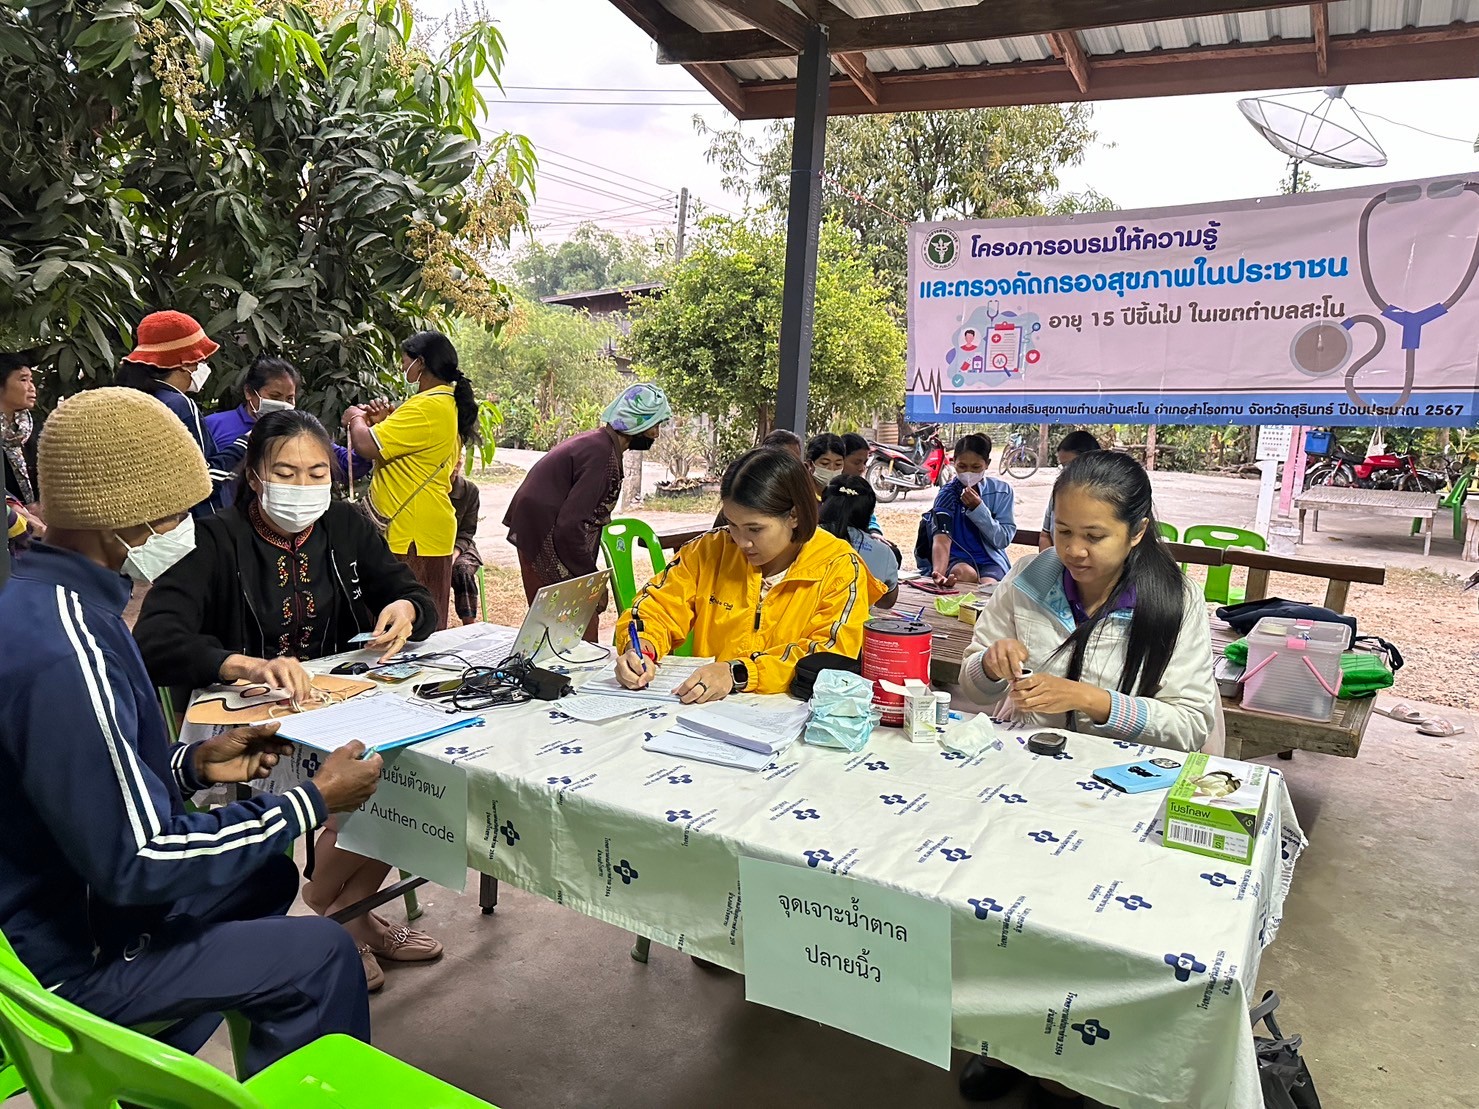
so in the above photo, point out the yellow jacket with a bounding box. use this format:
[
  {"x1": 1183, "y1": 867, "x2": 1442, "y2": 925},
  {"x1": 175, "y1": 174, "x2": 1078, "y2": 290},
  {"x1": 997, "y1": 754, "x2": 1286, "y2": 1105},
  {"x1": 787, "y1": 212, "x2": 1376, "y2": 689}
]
[{"x1": 616, "y1": 528, "x2": 881, "y2": 695}]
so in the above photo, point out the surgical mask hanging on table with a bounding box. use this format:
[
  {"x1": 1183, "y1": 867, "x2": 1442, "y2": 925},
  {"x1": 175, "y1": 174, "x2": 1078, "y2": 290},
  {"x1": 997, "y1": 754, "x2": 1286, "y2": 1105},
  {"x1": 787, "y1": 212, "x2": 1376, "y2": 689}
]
[
  {"x1": 804, "y1": 669, "x2": 878, "y2": 752},
  {"x1": 119, "y1": 514, "x2": 197, "y2": 583}
]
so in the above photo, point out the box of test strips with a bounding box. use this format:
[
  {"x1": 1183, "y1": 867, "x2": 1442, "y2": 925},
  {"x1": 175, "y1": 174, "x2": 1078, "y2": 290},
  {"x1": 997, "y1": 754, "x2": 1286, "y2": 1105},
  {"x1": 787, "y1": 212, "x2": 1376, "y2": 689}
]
[{"x1": 1160, "y1": 753, "x2": 1269, "y2": 865}]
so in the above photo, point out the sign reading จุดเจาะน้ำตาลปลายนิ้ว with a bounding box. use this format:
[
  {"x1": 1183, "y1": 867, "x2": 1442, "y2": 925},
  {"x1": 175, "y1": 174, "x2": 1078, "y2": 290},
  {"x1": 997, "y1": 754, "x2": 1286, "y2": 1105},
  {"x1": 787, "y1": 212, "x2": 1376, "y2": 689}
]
[{"x1": 907, "y1": 173, "x2": 1479, "y2": 429}]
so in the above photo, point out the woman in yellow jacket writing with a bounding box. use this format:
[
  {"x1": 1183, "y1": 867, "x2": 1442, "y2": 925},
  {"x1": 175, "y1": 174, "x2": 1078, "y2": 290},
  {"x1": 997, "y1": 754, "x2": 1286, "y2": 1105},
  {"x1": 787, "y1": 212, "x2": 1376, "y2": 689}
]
[{"x1": 615, "y1": 447, "x2": 882, "y2": 701}]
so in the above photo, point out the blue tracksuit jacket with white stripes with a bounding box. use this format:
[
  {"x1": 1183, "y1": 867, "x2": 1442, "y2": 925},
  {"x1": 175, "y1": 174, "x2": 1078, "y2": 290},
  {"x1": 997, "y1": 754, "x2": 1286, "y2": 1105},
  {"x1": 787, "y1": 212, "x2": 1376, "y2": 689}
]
[
  {"x1": 0, "y1": 543, "x2": 326, "y2": 987},
  {"x1": 153, "y1": 385, "x2": 246, "y2": 516}
]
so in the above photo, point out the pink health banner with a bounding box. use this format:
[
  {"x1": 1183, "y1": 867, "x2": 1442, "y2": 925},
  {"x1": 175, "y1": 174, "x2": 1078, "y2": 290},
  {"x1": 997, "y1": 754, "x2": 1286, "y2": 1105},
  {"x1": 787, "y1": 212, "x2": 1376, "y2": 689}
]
[{"x1": 906, "y1": 175, "x2": 1479, "y2": 428}]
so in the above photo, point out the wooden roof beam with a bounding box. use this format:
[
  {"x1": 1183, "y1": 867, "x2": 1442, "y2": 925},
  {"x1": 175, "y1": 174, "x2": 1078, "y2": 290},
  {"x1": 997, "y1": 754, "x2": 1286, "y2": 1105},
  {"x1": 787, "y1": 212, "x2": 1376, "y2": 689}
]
[
  {"x1": 705, "y1": 0, "x2": 812, "y2": 52},
  {"x1": 733, "y1": 25, "x2": 1479, "y2": 118},
  {"x1": 655, "y1": 0, "x2": 1311, "y2": 64},
  {"x1": 1047, "y1": 30, "x2": 1091, "y2": 93},
  {"x1": 605, "y1": 0, "x2": 748, "y2": 115},
  {"x1": 834, "y1": 50, "x2": 881, "y2": 104},
  {"x1": 1311, "y1": 2, "x2": 1330, "y2": 77}
]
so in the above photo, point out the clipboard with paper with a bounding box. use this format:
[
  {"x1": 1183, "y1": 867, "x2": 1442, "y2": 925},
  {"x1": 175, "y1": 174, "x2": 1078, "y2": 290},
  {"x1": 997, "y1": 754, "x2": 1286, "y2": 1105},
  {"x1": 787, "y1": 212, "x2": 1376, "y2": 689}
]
[{"x1": 272, "y1": 694, "x2": 484, "y2": 756}]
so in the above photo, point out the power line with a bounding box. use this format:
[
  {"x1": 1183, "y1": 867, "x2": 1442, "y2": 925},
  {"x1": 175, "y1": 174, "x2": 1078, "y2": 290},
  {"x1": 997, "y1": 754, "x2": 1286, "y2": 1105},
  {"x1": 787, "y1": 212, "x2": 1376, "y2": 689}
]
[
  {"x1": 538, "y1": 169, "x2": 677, "y2": 209},
  {"x1": 536, "y1": 144, "x2": 676, "y2": 199},
  {"x1": 541, "y1": 154, "x2": 671, "y2": 202},
  {"x1": 503, "y1": 84, "x2": 698, "y2": 94},
  {"x1": 531, "y1": 198, "x2": 670, "y2": 217},
  {"x1": 1360, "y1": 108, "x2": 1475, "y2": 147},
  {"x1": 487, "y1": 96, "x2": 716, "y2": 107}
]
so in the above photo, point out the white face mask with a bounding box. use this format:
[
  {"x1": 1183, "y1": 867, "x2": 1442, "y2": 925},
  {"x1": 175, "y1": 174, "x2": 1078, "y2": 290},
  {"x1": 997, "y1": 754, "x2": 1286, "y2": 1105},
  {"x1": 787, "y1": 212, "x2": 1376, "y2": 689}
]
[
  {"x1": 119, "y1": 514, "x2": 196, "y2": 583},
  {"x1": 813, "y1": 464, "x2": 843, "y2": 485},
  {"x1": 957, "y1": 470, "x2": 985, "y2": 488},
  {"x1": 188, "y1": 362, "x2": 211, "y2": 393},
  {"x1": 254, "y1": 396, "x2": 294, "y2": 417},
  {"x1": 258, "y1": 479, "x2": 332, "y2": 534}
]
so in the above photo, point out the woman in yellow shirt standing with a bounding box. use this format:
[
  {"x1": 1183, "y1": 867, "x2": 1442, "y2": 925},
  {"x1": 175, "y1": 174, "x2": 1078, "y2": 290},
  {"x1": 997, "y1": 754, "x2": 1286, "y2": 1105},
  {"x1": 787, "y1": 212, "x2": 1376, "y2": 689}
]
[{"x1": 342, "y1": 331, "x2": 477, "y2": 629}]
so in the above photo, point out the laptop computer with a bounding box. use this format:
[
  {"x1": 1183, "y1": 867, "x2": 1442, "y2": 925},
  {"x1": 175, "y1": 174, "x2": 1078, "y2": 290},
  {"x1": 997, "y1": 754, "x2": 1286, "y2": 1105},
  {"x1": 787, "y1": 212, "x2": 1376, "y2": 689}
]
[{"x1": 509, "y1": 568, "x2": 612, "y2": 662}]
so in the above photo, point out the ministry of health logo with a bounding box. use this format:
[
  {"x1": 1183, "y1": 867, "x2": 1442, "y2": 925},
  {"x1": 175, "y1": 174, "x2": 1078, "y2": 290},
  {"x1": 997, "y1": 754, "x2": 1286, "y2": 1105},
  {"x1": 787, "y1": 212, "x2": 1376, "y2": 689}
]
[
  {"x1": 924, "y1": 228, "x2": 958, "y2": 269},
  {"x1": 1071, "y1": 1019, "x2": 1110, "y2": 1046}
]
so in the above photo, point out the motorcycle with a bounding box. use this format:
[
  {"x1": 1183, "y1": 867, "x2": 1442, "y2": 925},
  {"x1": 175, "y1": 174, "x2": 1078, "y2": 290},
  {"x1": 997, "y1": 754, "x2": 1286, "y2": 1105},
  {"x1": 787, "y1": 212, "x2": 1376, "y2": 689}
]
[
  {"x1": 1304, "y1": 449, "x2": 1443, "y2": 493},
  {"x1": 866, "y1": 423, "x2": 951, "y2": 503}
]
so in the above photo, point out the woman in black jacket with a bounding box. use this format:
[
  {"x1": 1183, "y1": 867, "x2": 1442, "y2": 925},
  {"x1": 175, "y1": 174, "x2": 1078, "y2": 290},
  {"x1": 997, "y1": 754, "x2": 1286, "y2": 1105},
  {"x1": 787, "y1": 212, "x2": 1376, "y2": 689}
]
[{"x1": 135, "y1": 409, "x2": 444, "y2": 993}]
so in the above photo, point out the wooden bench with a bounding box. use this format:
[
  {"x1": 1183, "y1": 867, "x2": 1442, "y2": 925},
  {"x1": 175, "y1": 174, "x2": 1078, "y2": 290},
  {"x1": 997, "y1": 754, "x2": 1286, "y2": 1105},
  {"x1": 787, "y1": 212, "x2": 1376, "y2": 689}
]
[{"x1": 1295, "y1": 486, "x2": 1439, "y2": 556}]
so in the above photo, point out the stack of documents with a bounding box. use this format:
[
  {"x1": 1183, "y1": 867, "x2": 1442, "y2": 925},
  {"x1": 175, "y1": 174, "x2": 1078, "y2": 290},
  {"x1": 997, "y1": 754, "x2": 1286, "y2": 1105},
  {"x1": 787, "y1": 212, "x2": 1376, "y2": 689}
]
[{"x1": 641, "y1": 700, "x2": 811, "y2": 772}]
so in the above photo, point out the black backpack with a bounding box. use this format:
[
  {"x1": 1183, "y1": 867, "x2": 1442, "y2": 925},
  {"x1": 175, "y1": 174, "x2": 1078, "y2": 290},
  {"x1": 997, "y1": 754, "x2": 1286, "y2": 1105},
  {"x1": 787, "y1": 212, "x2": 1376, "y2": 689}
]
[{"x1": 1252, "y1": 991, "x2": 1322, "y2": 1109}]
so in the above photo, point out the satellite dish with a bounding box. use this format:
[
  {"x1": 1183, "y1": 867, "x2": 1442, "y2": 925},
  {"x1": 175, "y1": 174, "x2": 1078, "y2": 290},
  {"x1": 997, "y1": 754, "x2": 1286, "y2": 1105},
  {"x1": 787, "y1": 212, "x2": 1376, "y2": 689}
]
[{"x1": 1237, "y1": 86, "x2": 1387, "y2": 170}]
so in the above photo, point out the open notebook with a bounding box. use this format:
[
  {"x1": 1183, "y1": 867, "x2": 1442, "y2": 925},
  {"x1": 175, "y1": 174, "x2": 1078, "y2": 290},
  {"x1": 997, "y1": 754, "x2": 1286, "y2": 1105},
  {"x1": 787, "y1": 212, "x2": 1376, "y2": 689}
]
[
  {"x1": 579, "y1": 657, "x2": 714, "y2": 703},
  {"x1": 272, "y1": 695, "x2": 484, "y2": 756},
  {"x1": 674, "y1": 701, "x2": 810, "y2": 756}
]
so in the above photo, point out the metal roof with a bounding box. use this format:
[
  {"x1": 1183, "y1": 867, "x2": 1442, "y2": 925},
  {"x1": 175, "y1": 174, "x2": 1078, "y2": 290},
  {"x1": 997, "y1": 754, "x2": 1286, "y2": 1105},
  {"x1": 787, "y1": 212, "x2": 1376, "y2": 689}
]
[{"x1": 607, "y1": 0, "x2": 1479, "y2": 119}]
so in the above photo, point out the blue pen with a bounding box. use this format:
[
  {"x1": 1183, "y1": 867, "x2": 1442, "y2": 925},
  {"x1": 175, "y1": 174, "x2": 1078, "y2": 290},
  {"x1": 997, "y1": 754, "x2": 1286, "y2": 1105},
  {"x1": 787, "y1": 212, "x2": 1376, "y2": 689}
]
[{"x1": 627, "y1": 617, "x2": 648, "y2": 678}]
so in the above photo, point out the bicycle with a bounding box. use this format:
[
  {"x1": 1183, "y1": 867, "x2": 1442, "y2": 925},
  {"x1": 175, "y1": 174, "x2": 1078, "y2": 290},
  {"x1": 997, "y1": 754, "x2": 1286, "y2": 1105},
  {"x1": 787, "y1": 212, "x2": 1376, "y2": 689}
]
[{"x1": 999, "y1": 432, "x2": 1038, "y2": 479}]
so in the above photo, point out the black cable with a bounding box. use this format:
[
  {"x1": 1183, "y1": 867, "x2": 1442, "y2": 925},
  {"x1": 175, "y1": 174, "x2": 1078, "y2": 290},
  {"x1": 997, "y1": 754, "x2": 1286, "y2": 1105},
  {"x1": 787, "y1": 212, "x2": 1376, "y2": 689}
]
[{"x1": 534, "y1": 627, "x2": 612, "y2": 668}]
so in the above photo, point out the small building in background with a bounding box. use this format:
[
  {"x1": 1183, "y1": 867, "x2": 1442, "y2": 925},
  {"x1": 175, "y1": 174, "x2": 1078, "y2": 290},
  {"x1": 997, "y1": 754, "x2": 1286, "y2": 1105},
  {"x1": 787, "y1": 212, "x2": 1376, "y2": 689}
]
[{"x1": 540, "y1": 282, "x2": 664, "y2": 374}]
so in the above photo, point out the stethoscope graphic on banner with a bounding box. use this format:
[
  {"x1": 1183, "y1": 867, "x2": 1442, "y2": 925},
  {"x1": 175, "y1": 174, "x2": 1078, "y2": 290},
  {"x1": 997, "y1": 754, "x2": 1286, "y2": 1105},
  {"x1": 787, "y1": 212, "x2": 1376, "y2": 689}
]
[{"x1": 1288, "y1": 178, "x2": 1479, "y2": 409}]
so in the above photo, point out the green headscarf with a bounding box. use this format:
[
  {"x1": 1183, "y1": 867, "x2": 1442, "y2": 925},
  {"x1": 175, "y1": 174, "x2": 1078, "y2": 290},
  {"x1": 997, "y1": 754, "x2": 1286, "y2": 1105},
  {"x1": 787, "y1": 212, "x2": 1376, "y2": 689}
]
[{"x1": 602, "y1": 383, "x2": 671, "y2": 435}]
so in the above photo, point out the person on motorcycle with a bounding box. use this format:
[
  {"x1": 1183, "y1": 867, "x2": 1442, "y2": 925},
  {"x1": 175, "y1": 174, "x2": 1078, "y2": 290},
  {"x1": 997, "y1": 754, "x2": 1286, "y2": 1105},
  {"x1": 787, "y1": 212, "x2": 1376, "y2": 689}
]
[
  {"x1": 1039, "y1": 430, "x2": 1102, "y2": 551},
  {"x1": 915, "y1": 434, "x2": 1016, "y2": 586}
]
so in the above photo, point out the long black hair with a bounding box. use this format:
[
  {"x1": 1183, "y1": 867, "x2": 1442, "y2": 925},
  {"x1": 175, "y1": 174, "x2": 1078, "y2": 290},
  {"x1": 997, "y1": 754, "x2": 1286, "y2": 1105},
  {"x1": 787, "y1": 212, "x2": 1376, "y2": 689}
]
[
  {"x1": 818, "y1": 475, "x2": 876, "y2": 539},
  {"x1": 1047, "y1": 451, "x2": 1185, "y2": 699},
  {"x1": 403, "y1": 330, "x2": 480, "y2": 446},
  {"x1": 231, "y1": 409, "x2": 339, "y2": 512}
]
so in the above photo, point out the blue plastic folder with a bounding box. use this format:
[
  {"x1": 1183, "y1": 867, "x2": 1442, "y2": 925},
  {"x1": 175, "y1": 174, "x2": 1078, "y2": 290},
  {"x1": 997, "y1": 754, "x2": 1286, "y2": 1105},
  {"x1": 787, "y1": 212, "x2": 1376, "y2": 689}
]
[{"x1": 274, "y1": 696, "x2": 484, "y2": 756}]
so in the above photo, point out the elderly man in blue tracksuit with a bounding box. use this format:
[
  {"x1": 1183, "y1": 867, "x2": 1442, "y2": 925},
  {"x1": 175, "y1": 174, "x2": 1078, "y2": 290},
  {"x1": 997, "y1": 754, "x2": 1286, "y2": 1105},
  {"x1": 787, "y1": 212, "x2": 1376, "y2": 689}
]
[{"x1": 0, "y1": 387, "x2": 384, "y2": 1076}]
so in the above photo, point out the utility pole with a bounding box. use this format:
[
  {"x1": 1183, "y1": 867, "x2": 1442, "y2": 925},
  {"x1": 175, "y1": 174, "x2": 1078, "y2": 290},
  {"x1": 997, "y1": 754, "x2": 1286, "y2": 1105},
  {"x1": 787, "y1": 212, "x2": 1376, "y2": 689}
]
[{"x1": 674, "y1": 186, "x2": 689, "y2": 261}]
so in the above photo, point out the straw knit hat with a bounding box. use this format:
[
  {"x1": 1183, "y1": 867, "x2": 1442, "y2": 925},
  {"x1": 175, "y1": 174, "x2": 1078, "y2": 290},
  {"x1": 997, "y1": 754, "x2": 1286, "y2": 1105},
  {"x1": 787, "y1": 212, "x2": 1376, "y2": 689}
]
[
  {"x1": 39, "y1": 388, "x2": 211, "y2": 530},
  {"x1": 122, "y1": 310, "x2": 220, "y2": 369}
]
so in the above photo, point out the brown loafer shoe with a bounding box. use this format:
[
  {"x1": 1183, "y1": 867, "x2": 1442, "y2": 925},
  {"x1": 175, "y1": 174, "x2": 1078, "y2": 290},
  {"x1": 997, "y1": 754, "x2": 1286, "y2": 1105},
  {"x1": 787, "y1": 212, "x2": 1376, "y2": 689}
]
[
  {"x1": 359, "y1": 945, "x2": 385, "y2": 992},
  {"x1": 368, "y1": 925, "x2": 443, "y2": 963}
]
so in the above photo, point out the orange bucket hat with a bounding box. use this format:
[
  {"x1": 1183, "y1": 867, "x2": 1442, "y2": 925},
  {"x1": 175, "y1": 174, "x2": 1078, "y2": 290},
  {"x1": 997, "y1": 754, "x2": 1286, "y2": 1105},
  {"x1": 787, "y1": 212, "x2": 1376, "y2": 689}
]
[{"x1": 122, "y1": 310, "x2": 220, "y2": 369}]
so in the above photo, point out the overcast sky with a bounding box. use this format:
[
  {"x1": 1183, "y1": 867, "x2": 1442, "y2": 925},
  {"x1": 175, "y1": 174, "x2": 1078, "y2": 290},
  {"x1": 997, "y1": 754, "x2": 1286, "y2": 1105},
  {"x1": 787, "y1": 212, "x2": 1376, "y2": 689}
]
[{"x1": 452, "y1": 0, "x2": 1479, "y2": 242}]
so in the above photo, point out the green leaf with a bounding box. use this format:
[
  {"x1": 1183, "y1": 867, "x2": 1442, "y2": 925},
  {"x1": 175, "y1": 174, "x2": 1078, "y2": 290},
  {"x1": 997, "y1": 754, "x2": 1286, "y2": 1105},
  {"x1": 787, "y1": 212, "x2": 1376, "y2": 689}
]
[
  {"x1": 31, "y1": 258, "x2": 67, "y2": 292},
  {"x1": 236, "y1": 291, "x2": 260, "y2": 322}
]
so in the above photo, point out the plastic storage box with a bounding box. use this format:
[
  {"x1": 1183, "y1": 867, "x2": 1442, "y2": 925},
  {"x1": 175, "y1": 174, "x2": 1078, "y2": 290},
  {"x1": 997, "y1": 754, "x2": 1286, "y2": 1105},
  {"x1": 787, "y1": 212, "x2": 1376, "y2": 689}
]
[
  {"x1": 1304, "y1": 429, "x2": 1334, "y2": 456},
  {"x1": 1241, "y1": 617, "x2": 1350, "y2": 722}
]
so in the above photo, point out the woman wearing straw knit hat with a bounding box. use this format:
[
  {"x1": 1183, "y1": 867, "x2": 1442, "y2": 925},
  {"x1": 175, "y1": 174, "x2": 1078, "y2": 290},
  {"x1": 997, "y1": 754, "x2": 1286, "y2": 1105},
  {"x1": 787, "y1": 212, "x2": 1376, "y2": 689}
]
[
  {"x1": 503, "y1": 382, "x2": 671, "y2": 641},
  {"x1": 0, "y1": 387, "x2": 381, "y2": 1075},
  {"x1": 116, "y1": 309, "x2": 245, "y2": 516}
]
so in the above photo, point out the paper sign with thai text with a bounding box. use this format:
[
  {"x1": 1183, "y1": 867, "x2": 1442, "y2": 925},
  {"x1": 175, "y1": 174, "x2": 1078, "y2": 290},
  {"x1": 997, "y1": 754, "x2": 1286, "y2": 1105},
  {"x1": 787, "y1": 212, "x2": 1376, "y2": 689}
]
[
  {"x1": 907, "y1": 174, "x2": 1479, "y2": 427},
  {"x1": 739, "y1": 855, "x2": 953, "y2": 1068},
  {"x1": 257, "y1": 743, "x2": 468, "y2": 892}
]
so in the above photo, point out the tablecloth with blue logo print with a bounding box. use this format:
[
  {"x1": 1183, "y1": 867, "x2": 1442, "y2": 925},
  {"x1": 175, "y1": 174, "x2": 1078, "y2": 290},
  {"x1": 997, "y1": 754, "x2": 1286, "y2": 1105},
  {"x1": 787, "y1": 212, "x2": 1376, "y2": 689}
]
[{"x1": 339, "y1": 625, "x2": 1307, "y2": 1109}]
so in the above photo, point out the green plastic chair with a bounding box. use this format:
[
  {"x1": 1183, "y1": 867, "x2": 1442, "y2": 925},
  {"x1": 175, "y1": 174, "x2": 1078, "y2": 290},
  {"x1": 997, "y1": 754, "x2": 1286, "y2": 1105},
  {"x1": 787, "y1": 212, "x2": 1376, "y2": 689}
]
[
  {"x1": 1156, "y1": 522, "x2": 1179, "y2": 542},
  {"x1": 1411, "y1": 471, "x2": 1470, "y2": 541},
  {"x1": 0, "y1": 942, "x2": 499, "y2": 1108},
  {"x1": 600, "y1": 519, "x2": 692, "y2": 657},
  {"x1": 1182, "y1": 524, "x2": 1267, "y2": 605}
]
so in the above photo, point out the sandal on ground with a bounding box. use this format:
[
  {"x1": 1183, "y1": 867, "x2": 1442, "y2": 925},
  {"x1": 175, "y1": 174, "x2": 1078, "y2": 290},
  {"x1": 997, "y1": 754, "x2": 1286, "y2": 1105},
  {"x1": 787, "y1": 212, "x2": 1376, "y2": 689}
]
[
  {"x1": 958, "y1": 1056, "x2": 1023, "y2": 1102},
  {"x1": 367, "y1": 925, "x2": 443, "y2": 963},
  {"x1": 1417, "y1": 717, "x2": 1465, "y2": 737},
  {"x1": 358, "y1": 945, "x2": 385, "y2": 993},
  {"x1": 1374, "y1": 703, "x2": 1425, "y2": 724}
]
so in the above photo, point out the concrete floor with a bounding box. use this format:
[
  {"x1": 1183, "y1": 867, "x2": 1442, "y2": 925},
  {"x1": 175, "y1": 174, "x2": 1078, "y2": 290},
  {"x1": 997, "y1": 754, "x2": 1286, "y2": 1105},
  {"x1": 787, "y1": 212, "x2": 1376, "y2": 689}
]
[{"x1": 10, "y1": 697, "x2": 1472, "y2": 1109}]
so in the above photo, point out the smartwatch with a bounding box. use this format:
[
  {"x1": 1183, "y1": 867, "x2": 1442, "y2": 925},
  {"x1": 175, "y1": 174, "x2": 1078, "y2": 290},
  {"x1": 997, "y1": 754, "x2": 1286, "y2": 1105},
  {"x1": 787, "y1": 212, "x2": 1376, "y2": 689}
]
[{"x1": 729, "y1": 659, "x2": 749, "y2": 693}]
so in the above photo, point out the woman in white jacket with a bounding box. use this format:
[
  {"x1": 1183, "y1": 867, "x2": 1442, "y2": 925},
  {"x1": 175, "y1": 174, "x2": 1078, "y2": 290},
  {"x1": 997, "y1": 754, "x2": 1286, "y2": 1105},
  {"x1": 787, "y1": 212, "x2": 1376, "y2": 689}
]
[
  {"x1": 960, "y1": 450, "x2": 1218, "y2": 754},
  {"x1": 959, "y1": 451, "x2": 1220, "y2": 1107}
]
